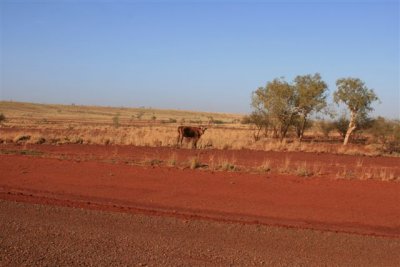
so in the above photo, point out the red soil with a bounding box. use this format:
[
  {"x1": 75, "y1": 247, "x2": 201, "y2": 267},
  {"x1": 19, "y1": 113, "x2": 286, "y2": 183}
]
[{"x1": 1, "y1": 144, "x2": 399, "y2": 237}]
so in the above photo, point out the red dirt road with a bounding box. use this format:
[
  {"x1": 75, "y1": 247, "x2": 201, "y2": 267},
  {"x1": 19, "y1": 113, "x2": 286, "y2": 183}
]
[
  {"x1": 1, "y1": 144, "x2": 400, "y2": 237},
  {"x1": 3, "y1": 200, "x2": 400, "y2": 266}
]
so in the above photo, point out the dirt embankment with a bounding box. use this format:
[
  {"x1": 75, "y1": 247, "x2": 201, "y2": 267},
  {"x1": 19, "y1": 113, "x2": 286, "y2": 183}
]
[{"x1": 1, "y1": 144, "x2": 399, "y2": 237}]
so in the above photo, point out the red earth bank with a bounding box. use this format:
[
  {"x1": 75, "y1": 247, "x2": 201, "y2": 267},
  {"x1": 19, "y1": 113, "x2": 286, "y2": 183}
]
[{"x1": 0, "y1": 144, "x2": 399, "y2": 237}]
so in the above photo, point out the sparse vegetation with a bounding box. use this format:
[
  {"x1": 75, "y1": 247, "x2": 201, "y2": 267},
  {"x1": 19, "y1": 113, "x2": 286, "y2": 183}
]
[
  {"x1": 278, "y1": 157, "x2": 292, "y2": 173},
  {"x1": 189, "y1": 157, "x2": 202, "y2": 169},
  {"x1": 219, "y1": 160, "x2": 237, "y2": 171},
  {"x1": 0, "y1": 149, "x2": 44, "y2": 156},
  {"x1": 149, "y1": 159, "x2": 162, "y2": 166},
  {"x1": 1, "y1": 100, "x2": 399, "y2": 158},
  {"x1": 167, "y1": 153, "x2": 177, "y2": 167},
  {"x1": 295, "y1": 162, "x2": 313, "y2": 177},
  {"x1": 257, "y1": 159, "x2": 272, "y2": 173}
]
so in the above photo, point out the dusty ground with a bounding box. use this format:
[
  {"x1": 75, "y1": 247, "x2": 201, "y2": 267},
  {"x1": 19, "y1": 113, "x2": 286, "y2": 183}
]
[
  {"x1": 1, "y1": 200, "x2": 400, "y2": 267},
  {"x1": 1, "y1": 144, "x2": 400, "y2": 265}
]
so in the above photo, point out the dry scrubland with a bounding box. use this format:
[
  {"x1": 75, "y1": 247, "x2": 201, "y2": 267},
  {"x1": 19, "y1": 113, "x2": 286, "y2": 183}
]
[
  {"x1": 0, "y1": 101, "x2": 397, "y2": 156},
  {"x1": 1, "y1": 102, "x2": 400, "y2": 182}
]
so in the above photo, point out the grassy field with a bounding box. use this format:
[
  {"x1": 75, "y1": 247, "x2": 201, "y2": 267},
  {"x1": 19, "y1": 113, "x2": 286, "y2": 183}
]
[
  {"x1": 0, "y1": 101, "x2": 389, "y2": 155},
  {"x1": 0, "y1": 101, "x2": 249, "y2": 148},
  {"x1": 0, "y1": 101, "x2": 242, "y2": 124}
]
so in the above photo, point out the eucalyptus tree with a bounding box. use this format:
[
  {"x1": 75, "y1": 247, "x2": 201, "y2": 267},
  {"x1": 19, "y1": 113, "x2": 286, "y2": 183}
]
[
  {"x1": 293, "y1": 73, "x2": 328, "y2": 140},
  {"x1": 252, "y1": 78, "x2": 297, "y2": 141},
  {"x1": 334, "y1": 78, "x2": 379, "y2": 145},
  {"x1": 252, "y1": 74, "x2": 328, "y2": 142}
]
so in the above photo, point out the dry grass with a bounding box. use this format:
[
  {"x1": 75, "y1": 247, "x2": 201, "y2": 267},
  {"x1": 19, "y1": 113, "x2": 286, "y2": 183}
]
[
  {"x1": 189, "y1": 156, "x2": 203, "y2": 169},
  {"x1": 0, "y1": 122, "x2": 389, "y2": 156},
  {"x1": 0, "y1": 101, "x2": 397, "y2": 157},
  {"x1": 0, "y1": 101, "x2": 242, "y2": 125},
  {"x1": 207, "y1": 155, "x2": 238, "y2": 171},
  {"x1": 334, "y1": 166, "x2": 400, "y2": 182},
  {"x1": 257, "y1": 159, "x2": 272, "y2": 173},
  {"x1": 356, "y1": 158, "x2": 364, "y2": 168},
  {"x1": 218, "y1": 160, "x2": 238, "y2": 171},
  {"x1": 295, "y1": 162, "x2": 313, "y2": 177},
  {"x1": 335, "y1": 167, "x2": 355, "y2": 180},
  {"x1": 278, "y1": 157, "x2": 292, "y2": 174},
  {"x1": 167, "y1": 152, "x2": 177, "y2": 167}
]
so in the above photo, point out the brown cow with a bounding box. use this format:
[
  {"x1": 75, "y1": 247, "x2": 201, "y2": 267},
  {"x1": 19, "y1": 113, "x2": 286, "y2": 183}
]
[{"x1": 177, "y1": 126, "x2": 207, "y2": 148}]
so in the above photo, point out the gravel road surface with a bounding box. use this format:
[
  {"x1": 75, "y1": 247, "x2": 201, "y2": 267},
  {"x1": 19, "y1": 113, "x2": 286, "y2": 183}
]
[{"x1": 1, "y1": 200, "x2": 399, "y2": 266}]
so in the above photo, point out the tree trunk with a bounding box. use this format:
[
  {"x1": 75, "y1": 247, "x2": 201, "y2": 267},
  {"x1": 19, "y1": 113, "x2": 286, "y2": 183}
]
[
  {"x1": 298, "y1": 117, "x2": 307, "y2": 142},
  {"x1": 295, "y1": 125, "x2": 302, "y2": 139},
  {"x1": 279, "y1": 123, "x2": 289, "y2": 142},
  {"x1": 253, "y1": 126, "x2": 262, "y2": 141},
  {"x1": 279, "y1": 114, "x2": 295, "y2": 143},
  {"x1": 272, "y1": 126, "x2": 278, "y2": 138},
  {"x1": 343, "y1": 111, "x2": 357, "y2": 146}
]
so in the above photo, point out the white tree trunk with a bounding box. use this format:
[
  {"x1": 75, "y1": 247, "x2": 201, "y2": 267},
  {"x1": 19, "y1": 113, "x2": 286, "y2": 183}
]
[{"x1": 343, "y1": 111, "x2": 357, "y2": 146}]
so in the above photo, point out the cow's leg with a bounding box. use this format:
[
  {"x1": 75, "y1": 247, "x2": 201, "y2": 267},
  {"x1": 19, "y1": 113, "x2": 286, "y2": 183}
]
[
  {"x1": 177, "y1": 133, "x2": 182, "y2": 147},
  {"x1": 181, "y1": 137, "x2": 184, "y2": 147},
  {"x1": 192, "y1": 138, "x2": 198, "y2": 149}
]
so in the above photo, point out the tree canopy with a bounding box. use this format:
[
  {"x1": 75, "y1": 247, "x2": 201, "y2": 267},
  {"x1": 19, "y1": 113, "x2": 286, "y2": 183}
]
[
  {"x1": 251, "y1": 73, "x2": 328, "y2": 141},
  {"x1": 252, "y1": 78, "x2": 297, "y2": 141},
  {"x1": 293, "y1": 73, "x2": 328, "y2": 139},
  {"x1": 334, "y1": 77, "x2": 379, "y2": 145}
]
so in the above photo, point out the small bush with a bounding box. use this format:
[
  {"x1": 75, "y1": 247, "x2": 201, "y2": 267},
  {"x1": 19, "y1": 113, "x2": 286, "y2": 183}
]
[
  {"x1": 212, "y1": 120, "x2": 224, "y2": 124},
  {"x1": 189, "y1": 120, "x2": 202, "y2": 124},
  {"x1": 295, "y1": 162, "x2": 313, "y2": 177},
  {"x1": 167, "y1": 153, "x2": 177, "y2": 167},
  {"x1": 333, "y1": 116, "x2": 349, "y2": 139},
  {"x1": 189, "y1": 157, "x2": 202, "y2": 169},
  {"x1": 112, "y1": 115, "x2": 120, "y2": 128},
  {"x1": 35, "y1": 137, "x2": 46, "y2": 144},
  {"x1": 258, "y1": 160, "x2": 272, "y2": 173},
  {"x1": 149, "y1": 159, "x2": 162, "y2": 166},
  {"x1": 242, "y1": 111, "x2": 269, "y2": 141},
  {"x1": 220, "y1": 161, "x2": 237, "y2": 171},
  {"x1": 0, "y1": 113, "x2": 6, "y2": 123},
  {"x1": 369, "y1": 117, "x2": 400, "y2": 154},
  {"x1": 136, "y1": 111, "x2": 144, "y2": 120},
  {"x1": 333, "y1": 115, "x2": 372, "y2": 142},
  {"x1": 14, "y1": 135, "x2": 31, "y2": 143},
  {"x1": 317, "y1": 120, "x2": 335, "y2": 138}
]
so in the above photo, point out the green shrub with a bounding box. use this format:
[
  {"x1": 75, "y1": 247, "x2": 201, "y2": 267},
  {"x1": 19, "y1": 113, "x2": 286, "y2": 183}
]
[
  {"x1": 369, "y1": 117, "x2": 400, "y2": 154},
  {"x1": 112, "y1": 115, "x2": 120, "y2": 128},
  {"x1": 317, "y1": 120, "x2": 335, "y2": 138},
  {"x1": 0, "y1": 113, "x2": 5, "y2": 123}
]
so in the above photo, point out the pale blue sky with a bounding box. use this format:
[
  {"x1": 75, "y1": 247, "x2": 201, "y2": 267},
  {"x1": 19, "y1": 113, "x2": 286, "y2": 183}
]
[{"x1": 1, "y1": 0, "x2": 399, "y2": 118}]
